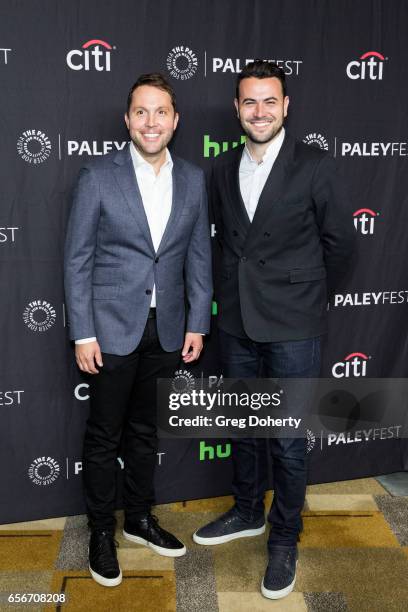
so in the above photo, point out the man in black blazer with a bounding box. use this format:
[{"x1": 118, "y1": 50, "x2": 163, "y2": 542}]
[{"x1": 193, "y1": 61, "x2": 355, "y2": 600}]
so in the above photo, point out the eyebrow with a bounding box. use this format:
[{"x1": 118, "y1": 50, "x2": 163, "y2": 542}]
[
  {"x1": 133, "y1": 105, "x2": 170, "y2": 111},
  {"x1": 242, "y1": 96, "x2": 278, "y2": 103}
]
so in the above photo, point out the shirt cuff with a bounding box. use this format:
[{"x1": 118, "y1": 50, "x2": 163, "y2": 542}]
[{"x1": 75, "y1": 337, "x2": 97, "y2": 344}]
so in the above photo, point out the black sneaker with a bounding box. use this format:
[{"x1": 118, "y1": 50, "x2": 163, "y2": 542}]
[
  {"x1": 88, "y1": 530, "x2": 122, "y2": 587},
  {"x1": 261, "y1": 545, "x2": 298, "y2": 599},
  {"x1": 193, "y1": 506, "x2": 265, "y2": 545},
  {"x1": 123, "y1": 514, "x2": 186, "y2": 557}
]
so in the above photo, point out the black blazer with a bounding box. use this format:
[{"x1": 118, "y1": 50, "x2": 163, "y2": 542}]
[{"x1": 211, "y1": 133, "x2": 355, "y2": 342}]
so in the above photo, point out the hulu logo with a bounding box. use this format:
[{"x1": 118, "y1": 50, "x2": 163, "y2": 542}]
[
  {"x1": 212, "y1": 301, "x2": 218, "y2": 315},
  {"x1": 199, "y1": 440, "x2": 231, "y2": 460},
  {"x1": 203, "y1": 134, "x2": 246, "y2": 158}
]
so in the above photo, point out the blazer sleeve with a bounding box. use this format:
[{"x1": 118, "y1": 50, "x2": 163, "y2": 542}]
[
  {"x1": 312, "y1": 155, "x2": 356, "y2": 295},
  {"x1": 184, "y1": 171, "x2": 213, "y2": 334},
  {"x1": 64, "y1": 166, "x2": 100, "y2": 340}
]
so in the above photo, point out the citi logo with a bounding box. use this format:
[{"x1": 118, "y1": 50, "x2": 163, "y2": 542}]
[
  {"x1": 203, "y1": 134, "x2": 246, "y2": 158},
  {"x1": 346, "y1": 51, "x2": 386, "y2": 80},
  {"x1": 332, "y1": 352, "x2": 370, "y2": 378},
  {"x1": 353, "y1": 208, "x2": 379, "y2": 235},
  {"x1": 66, "y1": 39, "x2": 115, "y2": 71}
]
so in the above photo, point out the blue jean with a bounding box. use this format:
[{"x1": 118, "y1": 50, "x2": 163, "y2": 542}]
[{"x1": 218, "y1": 328, "x2": 321, "y2": 548}]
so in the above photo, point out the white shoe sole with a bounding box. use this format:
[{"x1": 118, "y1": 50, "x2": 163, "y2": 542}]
[
  {"x1": 261, "y1": 561, "x2": 297, "y2": 600},
  {"x1": 123, "y1": 530, "x2": 186, "y2": 557},
  {"x1": 193, "y1": 523, "x2": 265, "y2": 545},
  {"x1": 89, "y1": 565, "x2": 122, "y2": 587}
]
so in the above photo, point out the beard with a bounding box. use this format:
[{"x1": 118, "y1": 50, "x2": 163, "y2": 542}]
[{"x1": 240, "y1": 118, "x2": 283, "y2": 145}]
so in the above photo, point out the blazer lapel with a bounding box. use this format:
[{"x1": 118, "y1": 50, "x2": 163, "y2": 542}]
[
  {"x1": 246, "y1": 134, "x2": 295, "y2": 240},
  {"x1": 113, "y1": 145, "x2": 155, "y2": 253},
  {"x1": 224, "y1": 145, "x2": 251, "y2": 233},
  {"x1": 156, "y1": 157, "x2": 187, "y2": 256}
]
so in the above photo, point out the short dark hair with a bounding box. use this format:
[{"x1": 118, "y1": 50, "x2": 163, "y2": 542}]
[
  {"x1": 126, "y1": 73, "x2": 177, "y2": 113},
  {"x1": 236, "y1": 60, "x2": 287, "y2": 99}
]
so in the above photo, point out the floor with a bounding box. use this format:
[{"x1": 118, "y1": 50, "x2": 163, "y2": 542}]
[{"x1": 0, "y1": 476, "x2": 407, "y2": 611}]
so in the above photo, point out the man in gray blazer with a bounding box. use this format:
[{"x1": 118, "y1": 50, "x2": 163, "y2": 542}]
[{"x1": 64, "y1": 73, "x2": 212, "y2": 587}]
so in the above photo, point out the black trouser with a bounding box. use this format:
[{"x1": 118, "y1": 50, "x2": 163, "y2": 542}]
[
  {"x1": 219, "y1": 328, "x2": 321, "y2": 547},
  {"x1": 83, "y1": 317, "x2": 180, "y2": 532}
]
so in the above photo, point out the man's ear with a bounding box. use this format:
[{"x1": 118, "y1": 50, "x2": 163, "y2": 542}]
[
  {"x1": 173, "y1": 112, "x2": 179, "y2": 131},
  {"x1": 283, "y1": 96, "x2": 289, "y2": 118},
  {"x1": 124, "y1": 113, "x2": 129, "y2": 130},
  {"x1": 234, "y1": 98, "x2": 239, "y2": 117}
]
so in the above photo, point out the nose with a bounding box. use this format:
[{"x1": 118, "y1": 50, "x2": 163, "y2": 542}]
[
  {"x1": 253, "y1": 102, "x2": 264, "y2": 117},
  {"x1": 146, "y1": 112, "x2": 157, "y2": 127}
]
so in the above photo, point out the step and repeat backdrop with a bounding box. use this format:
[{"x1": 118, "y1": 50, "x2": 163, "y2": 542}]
[{"x1": 1, "y1": 0, "x2": 408, "y2": 523}]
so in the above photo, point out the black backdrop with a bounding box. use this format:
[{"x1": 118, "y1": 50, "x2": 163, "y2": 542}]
[{"x1": 1, "y1": 0, "x2": 407, "y2": 524}]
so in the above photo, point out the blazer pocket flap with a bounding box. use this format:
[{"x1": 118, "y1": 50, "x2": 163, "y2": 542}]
[
  {"x1": 93, "y1": 267, "x2": 120, "y2": 284},
  {"x1": 289, "y1": 266, "x2": 326, "y2": 283},
  {"x1": 92, "y1": 284, "x2": 119, "y2": 300}
]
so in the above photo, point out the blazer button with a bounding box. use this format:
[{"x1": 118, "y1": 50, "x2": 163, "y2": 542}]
[
  {"x1": 241, "y1": 256, "x2": 247, "y2": 263},
  {"x1": 264, "y1": 231, "x2": 271, "y2": 237},
  {"x1": 155, "y1": 257, "x2": 159, "y2": 263},
  {"x1": 232, "y1": 230, "x2": 238, "y2": 236},
  {"x1": 259, "y1": 259, "x2": 266, "y2": 266},
  {"x1": 145, "y1": 289, "x2": 152, "y2": 295}
]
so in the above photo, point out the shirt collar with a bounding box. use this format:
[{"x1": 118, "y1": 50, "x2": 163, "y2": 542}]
[
  {"x1": 243, "y1": 127, "x2": 285, "y2": 164},
  {"x1": 130, "y1": 142, "x2": 173, "y2": 172}
]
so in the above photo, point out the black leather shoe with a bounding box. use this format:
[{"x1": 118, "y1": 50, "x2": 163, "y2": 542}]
[
  {"x1": 193, "y1": 506, "x2": 265, "y2": 545},
  {"x1": 88, "y1": 530, "x2": 122, "y2": 587},
  {"x1": 261, "y1": 545, "x2": 298, "y2": 599},
  {"x1": 123, "y1": 514, "x2": 186, "y2": 557}
]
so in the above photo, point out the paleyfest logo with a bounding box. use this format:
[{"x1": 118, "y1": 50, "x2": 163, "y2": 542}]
[
  {"x1": 303, "y1": 133, "x2": 329, "y2": 151},
  {"x1": 166, "y1": 46, "x2": 198, "y2": 80},
  {"x1": 353, "y1": 208, "x2": 379, "y2": 235},
  {"x1": 23, "y1": 299, "x2": 56, "y2": 332},
  {"x1": 346, "y1": 50, "x2": 387, "y2": 80},
  {"x1": 332, "y1": 352, "x2": 370, "y2": 378},
  {"x1": 66, "y1": 39, "x2": 115, "y2": 71},
  {"x1": 212, "y1": 57, "x2": 302, "y2": 75},
  {"x1": 17, "y1": 130, "x2": 51, "y2": 165},
  {"x1": 28, "y1": 457, "x2": 60, "y2": 486}
]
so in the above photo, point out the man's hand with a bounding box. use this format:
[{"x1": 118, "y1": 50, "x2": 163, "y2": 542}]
[
  {"x1": 75, "y1": 340, "x2": 103, "y2": 374},
  {"x1": 182, "y1": 333, "x2": 203, "y2": 363}
]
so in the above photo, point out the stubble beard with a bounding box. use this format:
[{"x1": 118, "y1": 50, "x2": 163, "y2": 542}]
[{"x1": 242, "y1": 121, "x2": 283, "y2": 145}]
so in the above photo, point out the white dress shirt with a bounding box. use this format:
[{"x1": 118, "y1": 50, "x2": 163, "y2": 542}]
[
  {"x1": 239, "y1": 127, "x2": 285, "y2": 222},
  {"x1": 75, "y1": 143, "x2": 173, "y2": 345}
]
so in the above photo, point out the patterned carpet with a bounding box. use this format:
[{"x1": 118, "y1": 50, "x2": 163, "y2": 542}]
[{"x1": 0, "y1": 477, "x2": 407, "y2": 611}]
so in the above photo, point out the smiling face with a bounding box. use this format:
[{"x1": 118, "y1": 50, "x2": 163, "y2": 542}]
[
  {"x1": 234, "y1": 76, "x2": 289, "y2": 145},
  {"x1": 124, "y1": 85, "x2": 179, "y2": 161}
]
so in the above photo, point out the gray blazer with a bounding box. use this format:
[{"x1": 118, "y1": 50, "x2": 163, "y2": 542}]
[{"x1": 64, "y1": 145, "x2": 213, "y2": 355}]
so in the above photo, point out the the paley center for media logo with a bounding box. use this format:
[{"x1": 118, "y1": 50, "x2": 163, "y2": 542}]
[
  {"x1": 17, "y1": 130, "x2": 52, "y2": 165},
  {"x1": 28, "y1": 457, "x2": 60, "y2": 486},
  {"x1": 23, "y1": 299, "x2": 56, "y2": 332},
  {"x1": 66, "y1": 39, "x2": 115, "y2": 71},
  {"x1": 303, "y1": 133, "x2": 329, "y2": 151},
  {"x1": 166, "y1": 46, "x2": 198, "y2": 80},
  {"x1": 346, "y1": 50, "x2": 387, "y2": 80}
]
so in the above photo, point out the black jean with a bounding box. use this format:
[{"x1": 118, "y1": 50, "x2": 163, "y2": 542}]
[
  {"x1": 218, "y1": 328, "x2": 321, "y2": 547},
  {"x1": 83, "y1": 318, "x2": 180, "y2": 531}
]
